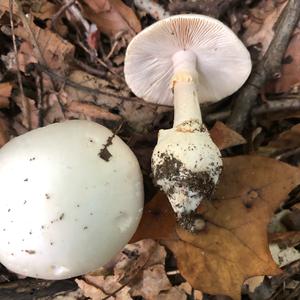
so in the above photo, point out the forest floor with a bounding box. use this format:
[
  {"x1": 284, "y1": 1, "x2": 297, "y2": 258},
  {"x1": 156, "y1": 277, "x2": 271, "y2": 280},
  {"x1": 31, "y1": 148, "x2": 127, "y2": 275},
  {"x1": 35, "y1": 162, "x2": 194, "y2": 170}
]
[{"x1": 0, "y1": 0, "x2": 300, "y2": 299}]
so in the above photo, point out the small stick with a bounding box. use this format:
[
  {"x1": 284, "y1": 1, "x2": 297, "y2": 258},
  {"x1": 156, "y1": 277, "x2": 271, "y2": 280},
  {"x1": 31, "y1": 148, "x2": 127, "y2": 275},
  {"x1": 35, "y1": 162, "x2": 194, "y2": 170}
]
[
  {"x1": 274, "y1": 147, "x2": 300, "y2": 160},
  {"x1": 254, "y1": 97, "x2": 300, "y2": 115},
  {"x1": 226, "y1": 0, "x2": 300, "y2": 133},
  {"x1": 9, "y1": 0, "x2": 31, "y2": 129},
  {"x1": 51, "y1": 0, "x2": 76, "y2": 31},
  {"x1": 73, "y1": 58, "x2": 105, "y2": 77},
  {"x1": 205, "y1": 98, "x2": 300, "y2": 123}
]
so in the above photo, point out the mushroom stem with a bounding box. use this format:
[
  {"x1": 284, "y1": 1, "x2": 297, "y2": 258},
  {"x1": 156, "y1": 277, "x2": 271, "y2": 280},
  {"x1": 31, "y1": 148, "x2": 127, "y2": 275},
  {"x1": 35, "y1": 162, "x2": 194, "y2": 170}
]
[
  {"x1": 172, "y1": 73, "x2": 202, "y2": 127},
  {"x1": 171, "y1": 50, "x2": 202, "y2": 127},
  {"x1": 151, "y1": 51, "x2": 223, "y2": 224}
]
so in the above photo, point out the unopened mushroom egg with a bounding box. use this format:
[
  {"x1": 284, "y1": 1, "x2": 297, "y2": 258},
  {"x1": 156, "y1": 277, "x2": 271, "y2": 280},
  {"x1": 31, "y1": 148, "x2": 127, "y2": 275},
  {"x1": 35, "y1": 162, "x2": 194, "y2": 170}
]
[{"x1": 0, "y1": 120, "x2": 143, "y2": 279}]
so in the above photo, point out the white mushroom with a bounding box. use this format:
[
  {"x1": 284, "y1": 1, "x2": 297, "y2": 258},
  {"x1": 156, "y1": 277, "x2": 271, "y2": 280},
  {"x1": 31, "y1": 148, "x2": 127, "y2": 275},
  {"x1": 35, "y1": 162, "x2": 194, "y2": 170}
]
[
  {"x1": 124, "y1": 15, "x2": 251, "y2": 222},
  {"x1": 0, "y1": 120, "x2": 143, "y2": 279}
]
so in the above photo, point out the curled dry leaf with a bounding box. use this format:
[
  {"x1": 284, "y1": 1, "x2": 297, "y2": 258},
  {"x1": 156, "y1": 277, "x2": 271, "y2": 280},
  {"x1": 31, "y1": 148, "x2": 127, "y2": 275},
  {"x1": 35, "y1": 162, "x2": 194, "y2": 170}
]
[
  {"x1": 0, "y1": 82, "x2": 12, "y2": 108},
  {"x1": 77, "y1": 240, "x2": 174, "y2": 300},
  {"x1": 81, "y1": 0, "x2": 141, "y2": 38},
  {"x1": 132, "y1": 156, "x2": 300, "y2": 300},
  {"x1": 131, "y1": 264, "x2": 171, "y2": 299},
  {"x1": 14, "y1": 20, "x2": 74, "y2": 72},
  {"x1": 76, "y1": 278, "x2": 108, "y2": 300},
  {"x1": 209, "y1": 121, "x2": 246, "y2": 150}
]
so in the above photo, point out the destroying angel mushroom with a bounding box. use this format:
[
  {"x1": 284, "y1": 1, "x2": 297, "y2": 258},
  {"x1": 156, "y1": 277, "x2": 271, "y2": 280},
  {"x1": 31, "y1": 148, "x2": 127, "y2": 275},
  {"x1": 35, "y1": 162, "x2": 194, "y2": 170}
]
[
  {"x1": 124, "y1": 14, "x2": 251, "y2": 226},
  {"x1": 0, "y1": 120, "x2": 143, "y2": 279}
]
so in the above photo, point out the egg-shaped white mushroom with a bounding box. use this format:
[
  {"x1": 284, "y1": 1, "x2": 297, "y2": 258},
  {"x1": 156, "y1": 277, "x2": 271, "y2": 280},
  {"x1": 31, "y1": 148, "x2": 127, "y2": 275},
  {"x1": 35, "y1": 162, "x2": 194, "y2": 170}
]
[{"x1": 0, "y1": 120, "x2": 143, "y2": 280}]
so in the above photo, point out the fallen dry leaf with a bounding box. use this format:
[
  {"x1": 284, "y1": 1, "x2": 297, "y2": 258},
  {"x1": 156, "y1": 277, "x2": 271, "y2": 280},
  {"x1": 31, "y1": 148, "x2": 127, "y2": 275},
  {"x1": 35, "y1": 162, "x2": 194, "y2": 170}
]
[
  {"x1": 269, "y1": 243, "x2": 300, "y2": 267},
  {"x1": 257, "y1": 124, "x2": 300, "y2": 157},
  {"x1": 0, "y1": 0, "x2": 17, "y2": 14},
  {"x1": 67, "y1": 101, "x2": 121, "y2": 122},
  {"x1": 157, "y1": 287, "x2": 186, "y2": 300},
  {"x1": 30, "y1": 0, "x2": 59, "y2": 20},
  {"x1": 268, "y1": 123, "x2": 300, "y2": 151},
  {"x1": 65, "y1": 70, "x2": 166, "y2": 132},
  {"x1": 43, "y1": 93, "x2": 66, "y2": 125},
  {"x1": 0, "y1": 82, "x2": 12, "y2": 108},
  {"x1": 77, "y1": 240, "x2": 175, "y2": 300},
  {"x1": 132, "y1": 156, "x2": 300, "y2": 300},
  {"x1": 131, "y1": 264, "x2": 171, "y2": 299},
  {"x1": 0, "y1": 116, "x2": 10, "y2": 147},
  {"x1": 81, "y1": 0, "x2": 141, "y2": 38},
  {"x1": 269, "y1": 231, "x2": 300, "y2": 248},
  {"x1": 267, "y1": 29, "x2": 300, "y2": 93},
  {"x1": 243, "y1": 0, "x2": 287, "y2": 57},
  {"x1": 76, "y1": 278, "x2": 108, "y2": 300},
  {"x1": 179, "y1": 282, "x2": 203, "y2": 300},
  {"x1": 210, "y1": 121, "x2": 246, "y2": 150},
  {"x1": 17, "y1": 42, "x2": 38, "y2": 72},
  {"x1": 14, "y1": 96, "x2": 39, "y2": 130},
  {"x1": 14, "y1": 20, "x2": 74, "y2": 71}
]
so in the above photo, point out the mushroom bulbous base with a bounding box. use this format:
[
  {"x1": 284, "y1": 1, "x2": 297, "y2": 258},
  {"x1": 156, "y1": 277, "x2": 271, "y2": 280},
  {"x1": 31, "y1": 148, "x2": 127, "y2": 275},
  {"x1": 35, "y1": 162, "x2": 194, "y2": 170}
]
[{"x1": 151, "y1": 122, "x2": 222, "y2": 218}]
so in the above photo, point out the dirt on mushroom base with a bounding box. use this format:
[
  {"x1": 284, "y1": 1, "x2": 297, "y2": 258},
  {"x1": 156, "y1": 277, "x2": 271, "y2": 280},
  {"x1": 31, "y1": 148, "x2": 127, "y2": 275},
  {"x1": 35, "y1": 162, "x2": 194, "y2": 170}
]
[{"x1": 153, "y1": 152, "x2": 222, "y2": 232}]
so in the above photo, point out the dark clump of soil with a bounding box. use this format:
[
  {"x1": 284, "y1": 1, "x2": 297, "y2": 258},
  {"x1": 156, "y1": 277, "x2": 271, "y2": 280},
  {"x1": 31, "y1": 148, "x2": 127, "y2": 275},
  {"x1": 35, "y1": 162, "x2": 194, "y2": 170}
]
[{"x1": 153, "y1": 152, "x2": 221, "y2": 231}]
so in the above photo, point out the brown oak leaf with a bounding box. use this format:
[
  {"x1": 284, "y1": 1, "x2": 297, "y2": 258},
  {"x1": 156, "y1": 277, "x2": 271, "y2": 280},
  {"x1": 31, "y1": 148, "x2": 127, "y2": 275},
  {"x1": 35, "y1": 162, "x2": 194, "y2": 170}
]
[
  {"x1": 132, "y1": 156, "x2": 300, "y2": 300},
  {"x1": 210, "y1": 121, "x2": 246, "y2": 150},
  {"x1": 0, "y1": 82, "x2": 12, "y2": 109},
  {"x1": 81, "y1": 0, "x2": 141, "y2": 38},
  {"x1": 14, "y1": 20, "x2": 74, "y2": 72}
]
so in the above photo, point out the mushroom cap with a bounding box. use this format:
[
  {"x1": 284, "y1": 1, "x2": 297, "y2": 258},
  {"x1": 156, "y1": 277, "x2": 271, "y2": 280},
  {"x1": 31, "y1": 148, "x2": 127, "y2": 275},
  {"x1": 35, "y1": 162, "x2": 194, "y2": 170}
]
[
  {"x1": 0, "y1": 120, "x2": 143, "y2": 280},
  {"x1": 124, "y1": 14, "x2": 252, "y2": 106}
]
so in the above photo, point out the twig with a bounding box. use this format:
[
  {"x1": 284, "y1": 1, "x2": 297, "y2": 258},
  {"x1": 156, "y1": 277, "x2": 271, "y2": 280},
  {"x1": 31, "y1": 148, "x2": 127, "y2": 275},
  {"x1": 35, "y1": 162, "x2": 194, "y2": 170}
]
[
  {"x1": 105, "y1": 40, "x2": 119, "y2": 60},
  {"x1": 268, "y1": 259, "x2": 300, "y2": 300},
  {"x1": 254, "y1": 97, "x2": 300, "y2": 115},
  {"x1": 226, "y1": 0, "x2": 300, "y2": 133},
  {"x1": 205, "y1": 97, "x2": 300, "y2": 123},
  {"x1": 134, "y1": 0, "x2": 170, "y2": 20},
  {"x1": 274, "y1": 147, "x2": 300, "y2": 160},
  {"x1": 9, "y1": 0, "x2": 31, "y2": 129},
  {"x1": 34, "y1": 70, "x2": 44, "y2": 127},
  {"x1": 67, "y1": 0, "x2": 90, "y2": 32},
  {"x1": 51, "y1": 0, "x2": 76, "y2": 31},
  {"x1": 76, "y1": 38, "x2": 124, "y2": 81},
  {"x1": 73, "y1": 58, "x2": 105, "y2": 77}
]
